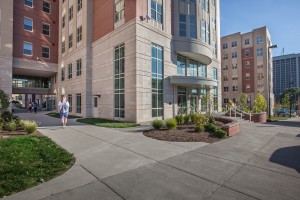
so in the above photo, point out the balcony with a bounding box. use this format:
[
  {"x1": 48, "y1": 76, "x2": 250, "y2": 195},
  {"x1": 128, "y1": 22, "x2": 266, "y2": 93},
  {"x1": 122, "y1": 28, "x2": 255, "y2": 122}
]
[{"x1": 169, "y1": 76, "x2": 218, "y2": 88}]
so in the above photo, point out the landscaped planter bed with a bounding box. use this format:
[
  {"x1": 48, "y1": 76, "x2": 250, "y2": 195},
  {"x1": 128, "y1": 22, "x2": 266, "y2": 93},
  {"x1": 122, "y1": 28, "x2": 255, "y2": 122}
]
[{"x1": 143, "y1": 124, "x2": 224, "y2": 143}]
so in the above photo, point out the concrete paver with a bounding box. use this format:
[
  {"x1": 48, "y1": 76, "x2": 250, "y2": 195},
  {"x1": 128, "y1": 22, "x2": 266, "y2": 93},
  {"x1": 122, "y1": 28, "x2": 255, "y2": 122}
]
[{"x1": 4, "y1": 112, "x2": 300, "y2": 200}]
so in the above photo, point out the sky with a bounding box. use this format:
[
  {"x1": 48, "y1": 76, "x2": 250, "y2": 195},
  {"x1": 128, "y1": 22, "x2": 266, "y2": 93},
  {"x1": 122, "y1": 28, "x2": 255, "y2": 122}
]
[{"x1": 220, "y1": 0, "x2": 300, "y2": 56}]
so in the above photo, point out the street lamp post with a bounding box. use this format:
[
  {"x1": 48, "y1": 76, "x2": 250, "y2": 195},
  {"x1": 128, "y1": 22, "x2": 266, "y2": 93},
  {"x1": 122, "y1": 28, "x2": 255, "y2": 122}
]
[{"x1": 267, "y1": 44, "x2": 278, "y2": 119}]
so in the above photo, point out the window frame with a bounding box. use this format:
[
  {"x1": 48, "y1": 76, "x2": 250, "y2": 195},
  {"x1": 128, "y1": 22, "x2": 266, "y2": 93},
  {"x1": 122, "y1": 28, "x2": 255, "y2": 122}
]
[
  {"x1": 42, "y1": 46, "x2": 50, "y2": 59},
  {"x1": 24, "y1": 0, "x2": 33, "y2": 8},
  {"x1": 23, "y1": 42, "x2": 33, "y2": 56},
  {"x1": 68, "y1": 63, "x2": 73, "y2": 79},
  {"x1": 76, "y1": 59, "x2": 82, "y2": 76},
  {"x1": 42, "y1": 0, "x2": 51, "y2": 14},
  {"x1": 24, "y1": 17, "x2": 33, "y2": 32},
  {"x1": 42, "y1": 23, "x2": 50, "y2": 36}
]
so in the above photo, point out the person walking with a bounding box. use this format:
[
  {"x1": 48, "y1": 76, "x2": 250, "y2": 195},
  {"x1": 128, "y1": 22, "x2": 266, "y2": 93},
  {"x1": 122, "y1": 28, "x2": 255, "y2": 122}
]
[
  {"x1": 28, "y1": 101, "x2": 32, "y2": 113},
  {"x1": 58, "y1": 96, "x2": 69, "y2": 128},
  {"x1": 33, "y1": 102, "x2": 38, "y2": 114}
]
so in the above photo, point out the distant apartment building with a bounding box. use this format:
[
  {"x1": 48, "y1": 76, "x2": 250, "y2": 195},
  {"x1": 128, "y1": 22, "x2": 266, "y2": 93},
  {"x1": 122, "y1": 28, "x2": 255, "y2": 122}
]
[
  {"x1": 221, "y1": 27, "x2": 275, "y2": 111},
  {"x1": 273, "y1": 53, "x2": 300, "y2": 98},
  {"x1": 58, "y1": 0, "x2": 222, "y2": 122},
  {"x1": 0, "y1": 0, "x2": 59, "y2": 109}
]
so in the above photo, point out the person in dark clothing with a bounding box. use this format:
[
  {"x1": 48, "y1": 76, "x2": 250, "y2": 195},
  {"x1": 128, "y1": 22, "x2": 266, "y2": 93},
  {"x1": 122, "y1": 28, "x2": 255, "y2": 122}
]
[
  {"x1": 33, "y1": 102, "x2": 38, "y2": 114},
  {"x1": 28, "y1": 102, "x2": 32, "y2": 113}
]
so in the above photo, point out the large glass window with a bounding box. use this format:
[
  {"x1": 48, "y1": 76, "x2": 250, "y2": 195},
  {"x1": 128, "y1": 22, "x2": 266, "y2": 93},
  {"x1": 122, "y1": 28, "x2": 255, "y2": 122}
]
[
  {"x1": 199, "y1": 64, "x2": 207, "y2": 78},
  {"x1": 256, "y1": 36, "x2": 263, "y2": 44},
  {"x1": 200, "y1": 88, "x2": 207, "y2": 112},
  {"x1": 257, "y1": 48, "x2": 263, "y2": 56},
  {"x1": 42, "y1": 46, "x2": 50, "y2": 59},
  {"x1": 177, "y1": 55, "x2": 186, "y2": 76},
  {"x1": 179, "y1": 14, "x2": 186, "y2": 37},
  {"x1": 12, "y1": 75, "x2": 51, "y2": 89},
  {"x1": 76, "y1": 59, "x2": 82, "y2": 76},
  {"x1": 212, "y1": 68, "x2": 217, "y2": 80},
  {"x1": 77, "y1": 26, "x2": 82, "y2": 42},
  {"x1": 213, "y1": 87, "x2": 218, "y2": 111},
  {"x1": 151, "y1": 0, "x2": 163, "y2": 23},
  {"x1": 25, "y1": 0, "x2": 33, "y2": 7},
  {"x1": 189, "y1": 60, "x2": 197, "y2": 77},
  {"x1": 42, "y1": 23, "x2": 50, "y2": 36},
  {"x1": 68, "y1": 64, "x2": 72, "y2": 79},
  {"x1": 43, "y1": 1, "x2": 51, "y2": 13},
  {"x1": 69, "y1": 6, "x2": 73, "y2": 21},
  {"x1": 114, "y1": 44, "x2": 125, "y2": 118},
  {"x1": 76, "y1": 94, "x2": 81, "y2": 113},
  {"x1": 61, "y1": 68, "x2": 65, "y2": 81},
  {"x1": 114, "y1": 0, "x2": 124, "y2": 23},
  {"x1": 23, "y1": 42, "x2": 33, "y2": 56},
  {"x1": 190, "y1": 15, "x2": 196, "y2": 39},
  {"x1": 77, "y1": 0, "x2": 82, "y2": 12},
  {"x1": 24, "y1": 18, "x2": 33, "y2": 31},
  {"x1": 152, "y1": 44, "x2": 164, "y2": 118},
  {"x1": 68, "y1": 95, "x2": 72, "y2": 112},
  {"x1": 178, "y1": 87, "x2": 187, "y2": 114},
  {"x1": 69, "y1": 34, "x2": 73, "y2": 48},
  {"x1": 202, "y1": 0, "x2": 209, "y2": 12}
]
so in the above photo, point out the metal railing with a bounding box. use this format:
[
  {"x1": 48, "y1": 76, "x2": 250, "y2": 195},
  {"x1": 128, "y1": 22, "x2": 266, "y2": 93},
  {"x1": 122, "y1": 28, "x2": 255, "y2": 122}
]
[{"x1": 228, "y1": 107, "x2": 252, "y2": 122}]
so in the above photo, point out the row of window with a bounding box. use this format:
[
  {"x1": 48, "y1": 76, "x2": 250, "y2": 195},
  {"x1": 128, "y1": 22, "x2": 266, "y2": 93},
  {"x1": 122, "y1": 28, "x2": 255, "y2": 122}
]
[
  {"x1": 24, "y1": 0, "x2": 51, "y2": 13},
  {"x1": 223, "y1": 48, "x2": 264, "y2": 60},
  {"x1": 222, "y1": 36, "x2": 264, "y2": 49},
  {"x1": 223, "y1": 63, "x2": 263, "y2": 70},
  {"x1": 62, "y1": 0, "x2": 82, "y2": 28},
  {"x1": 62, "y1": 26, "x2": 82, "y2": 54},
  {"x1": 66, "y1": 94, "x2": 81, "y2": 114},
  {"x1": 24, "y1": 18, "x2": 51, "y2": 36},
  {"x1": 223, "y1": 73, "x2": 264, "y2": 81},
  {"x1": 23, "y1": 42, "x2": 50, "y2": 58},
  {"x1": 61, "y1": 59, "x2": 82, "y2": 81}
]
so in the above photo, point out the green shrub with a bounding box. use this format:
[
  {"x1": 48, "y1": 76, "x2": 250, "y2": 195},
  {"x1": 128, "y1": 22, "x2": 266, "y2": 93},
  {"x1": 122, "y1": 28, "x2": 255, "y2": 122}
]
[
  {"x1": 192, "y1": 114, "x2": 209, "y2": 125},
  {"x1": 0, "y1": 122, "x2": 3, "y2": 131},
  {"x1": 208, "y1": 117, "x2": 216, "y2": 125},
  {"x1": 195, "y1": 124, "x2": 205, "y2": 132},
  {"x1": 184, "y1": 114, "x2": 191, "y2": 124},
  {"x1": 214, "y1": 129, "x2": 227, "y2": 138},
  {"x1": 175, "y1": 115, "x2": 184, "y2": 125},
  {"x1": 5, "y1": 120, "x2": 17, "y2": 132},
  {"x1": 152, "y1": 119, "x2": 163, "y2": 129},
  {"x1": 23, "y1": 121, "x2": 37, "y2": 134},
  {"x1": 190, "y1": 113, "x2": 197, "y2": 123},
  {"x1": 0, "y1": 111, "x2": 14, "y2": 123},
  {"x1": 166, "y1": 118, "x2": 177, "y2": 129},
  {"x1": 204, "y1": 123, "x2": 217, "y2": 133}
]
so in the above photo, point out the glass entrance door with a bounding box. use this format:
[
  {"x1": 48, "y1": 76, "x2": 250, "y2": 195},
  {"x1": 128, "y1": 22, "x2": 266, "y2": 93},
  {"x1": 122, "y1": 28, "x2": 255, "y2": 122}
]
[{"x1": 190, "y1": 95, "x2": 198, "y2": 114}]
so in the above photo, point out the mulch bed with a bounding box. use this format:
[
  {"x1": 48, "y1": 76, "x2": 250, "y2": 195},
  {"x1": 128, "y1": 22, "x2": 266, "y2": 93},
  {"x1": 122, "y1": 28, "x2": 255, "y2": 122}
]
[
  {"x1": 143, "y1": 124, "x2": 225, "y2": 143},
  {"x1": 0, "y1": 130, "x2": 41, "y2": 140}
]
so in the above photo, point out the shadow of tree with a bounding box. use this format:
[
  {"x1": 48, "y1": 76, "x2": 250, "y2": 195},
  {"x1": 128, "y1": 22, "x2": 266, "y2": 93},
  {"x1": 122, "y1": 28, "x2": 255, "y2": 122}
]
[{"x1": 269, "y1": 145, "x2": 300, "y2": 173}]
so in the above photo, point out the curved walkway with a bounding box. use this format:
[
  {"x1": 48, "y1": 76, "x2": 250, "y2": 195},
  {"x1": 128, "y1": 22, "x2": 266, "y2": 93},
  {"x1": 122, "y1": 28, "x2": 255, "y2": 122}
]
[{"x1": 3, "y1": 113, "x2": 300, "y2": 200}]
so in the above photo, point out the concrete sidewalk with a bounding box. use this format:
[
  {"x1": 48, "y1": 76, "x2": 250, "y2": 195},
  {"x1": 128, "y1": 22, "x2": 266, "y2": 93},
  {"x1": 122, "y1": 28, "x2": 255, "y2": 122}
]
[{"x1": 3, "y1": 113, "x2": 300, "y2": 200}]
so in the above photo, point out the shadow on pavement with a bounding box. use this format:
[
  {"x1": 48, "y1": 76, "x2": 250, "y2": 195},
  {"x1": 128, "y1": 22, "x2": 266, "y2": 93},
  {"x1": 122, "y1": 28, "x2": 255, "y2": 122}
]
[
  {"x1": 269, "y1": 145, "x2": 300, "y2": 173},
  {"x1": 269, "y1": 120, "x2": 300, "y2": 128}
]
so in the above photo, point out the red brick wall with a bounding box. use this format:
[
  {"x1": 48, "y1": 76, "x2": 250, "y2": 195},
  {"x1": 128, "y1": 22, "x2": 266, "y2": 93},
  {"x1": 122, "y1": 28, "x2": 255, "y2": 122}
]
[
  {"x1": 93, "y1": 0, "x2": 136, "y2": 42},
  {"x1": 13, "y1": 0, "x2": 59, "y2": 63},
  {"x1": 242, "y1": 47, "x2": 254, "y2": 93}
]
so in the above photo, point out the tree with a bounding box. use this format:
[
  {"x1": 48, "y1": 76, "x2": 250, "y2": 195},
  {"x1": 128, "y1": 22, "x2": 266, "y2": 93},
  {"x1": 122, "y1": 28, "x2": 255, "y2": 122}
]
[
  {"x1": 253, "y1": 93, "x2": 267, "y2": 113},
  {"x1": 0, "y1": 89, "x2": 10, "y2": 113},
  {"x1": 237, "y1": 93, "x2": 248, "y2": 110},
  {"x1": 281, "y1": 93, "x2": 290, "y2": 109},
  {"x1": 278, "y1": 87, "x2": 300, "y2": 109}
]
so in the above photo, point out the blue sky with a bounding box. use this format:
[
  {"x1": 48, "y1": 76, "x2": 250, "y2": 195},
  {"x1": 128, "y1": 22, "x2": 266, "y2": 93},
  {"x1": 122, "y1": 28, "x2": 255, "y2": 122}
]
[{"x1": 220, "y1": 0, "x2": 300, "y2": 56}]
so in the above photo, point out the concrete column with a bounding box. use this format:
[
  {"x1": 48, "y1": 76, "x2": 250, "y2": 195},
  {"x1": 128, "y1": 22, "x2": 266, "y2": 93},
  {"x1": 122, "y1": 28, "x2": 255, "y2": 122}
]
[{"x1": 187, "y1": 87, "x2": 190, "y2": 115}]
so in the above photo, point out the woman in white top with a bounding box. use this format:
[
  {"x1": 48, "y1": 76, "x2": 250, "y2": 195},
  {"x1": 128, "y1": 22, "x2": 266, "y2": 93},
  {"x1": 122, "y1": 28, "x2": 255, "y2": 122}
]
[{"x1": 58, "y1": 96, "x2": 70, "y2": 128}]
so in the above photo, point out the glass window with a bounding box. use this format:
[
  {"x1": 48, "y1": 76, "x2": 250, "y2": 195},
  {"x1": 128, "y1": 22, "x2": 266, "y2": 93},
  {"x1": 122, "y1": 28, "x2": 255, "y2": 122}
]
[
  {"x1": 199, "y1": 64, "x2": 207, "y2": 78},
  {"x1": 68, "y1": 95, "x2": 72, "y2": 112},
  {"x1": 232, "y1": 52, "x2": 237, "y2": 58},
  {"x1": 202, "y1": 0, "x2": 209, "y2": 12},
  {"x1": 201, "y1": 20, "x2": 206, "y2": 42},
  {"x1": 42, "y1": 46, "x2": 50, "y2": 58},
  {"x1": 200, "y1": 88, "x2": 207, "y2": 112},
  {"x1": 231, "y1": 41, "x2": 237, "y2": 47},
  {"x1": 152, "y1": 43, "x2": 164, "y2": 118},
  {"x1": 69, "y1": 6, "x2": 73, "y2": 21},
  {"x1": 151, "y1": 0, "x2": 163, "y2": 23},
  {"x1": 222, "y1": 43, "x2": 228, "y2": 49},
  {"x1": 77, "y1": 0, "x2": 82, "y2": 11},
  {"x1": 212, "y1": 68, "x2": 217, "y2": 80},
  {"x1": 190, "y1": 15, "x2": 196, "y2": 39},
  {"x1": 62, "y1": 15, "x2": 65, "y2": 28},
  {"x1": 23, "y1": 42, "x2": 33, "y2": 56},
  {"x1": 189, "y1": 60, "x2": 197, "y2": 77},
  {"x1": 245, "y1": 49, "x2": 250, "y2": 57},
  {"x1": 114, "y1": 44, "x2": 125, "y2": 118},
  {"x1": 245, "y1": 39, "x2": 250, "y2": 45},
  {"x1": 179, "y1": 14, "x2": 186, "y2": 37},
  {"x1": 76, "y1": 59, "x2": 82, "y2": 76},
  {"x1": 61, "y1": 68, "x2": 65, "y2": 81},
  {"x1": 77, "y1": 26, "x2": 82, "y2": 42},
  {"x1": 76, "y1": 94, "x2": 81, "y2": 113},
  {"x1": 62, "y1": 41, "x2": 65, "y2": 54},
  {"x1": 24, "y1": 18, "x2": 33, "y2": 31},
  {"x1": 69, "y1": 34, "x2": 73, "y2": 48},
  {"x1": 178, "y1": 87, "x2": 187, "y2": 114},
  {"x1": 25, "y1": 0, "x2": 33, "y2": 7},
  {"x1": 257, "y1": 48, "x2": 263, "y2": 56},
  {"x1": 42, "y1": 23, "x2": 50, "y2": 36},
  {"x1": 212, "y1": 41, "x2": 216, "y2": 55},
  {"x1": 114, "y1": 0, "x2": 124, "y2": 23},
  {"x1": 43, "y1": 1, "x2": 51, "y2": 13},
  {"x1": 213, "y1": 86, "x2": 218, "y2": 111},
  {"x1": 94, "y1": 97, "x2": 98, "y2": 107},
  {"x1": 68, "y1": 64, "x2": 72, "y2": 79},
  {"x1": 177, "y1": 55, "x2": 186, "y2": 76},
  {"x1": 245, "y1": 73, "x2": 250, "y2": 80},
  {"x1": 256, "y1": 36, "x2": 263, "y2": 44}
]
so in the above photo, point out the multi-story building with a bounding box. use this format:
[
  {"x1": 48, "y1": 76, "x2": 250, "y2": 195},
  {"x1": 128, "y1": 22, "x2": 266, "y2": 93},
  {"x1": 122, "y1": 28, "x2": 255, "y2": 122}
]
[
  {"x1": 58, "y1": 0, "x2": 221, "y2": 122},
  {"x1": 221, "y1": 26, "x2": 275, "y2": 111},
  {"x1": 273, "y1": 53, "x2": 300, "y2": 98},
  {"x1": 0, "y1": 0, "x2": 59, "y2": 109}
]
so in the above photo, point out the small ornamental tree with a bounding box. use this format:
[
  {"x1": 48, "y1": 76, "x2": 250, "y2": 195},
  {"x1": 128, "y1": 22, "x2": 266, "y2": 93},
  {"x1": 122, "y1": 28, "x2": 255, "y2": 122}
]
[
  {"x1": 0, "y1": 89, "x2": 10, "y2": 113},
  {"x1": 253, "y1": 93, "x2": 267, "y2": 113},
  {"x1": 237, "y1": 93, "x2": 248, "y2": 111}
]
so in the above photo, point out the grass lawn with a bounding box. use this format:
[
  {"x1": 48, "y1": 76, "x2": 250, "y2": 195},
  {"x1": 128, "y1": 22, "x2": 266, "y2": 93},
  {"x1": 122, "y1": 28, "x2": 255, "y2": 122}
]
[
  {"x1": 267, "y1": 116, "x2": 289, "y2": 122},
  {"x1": 77, "y1": 118, "x2": 140, "y2": 128},
  {"x1": 46, "y1": 112, "x2": 81, "y2": 119},
  {"x1": 0, "y1": 135, "x2": 74, "y2": 198}
]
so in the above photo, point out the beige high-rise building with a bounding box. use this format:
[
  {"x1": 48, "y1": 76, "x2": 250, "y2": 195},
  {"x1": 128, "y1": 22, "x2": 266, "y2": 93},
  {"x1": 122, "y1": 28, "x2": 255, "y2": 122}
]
[
  {"x1": 221, "y1": 26, "x2": 275, "y2": 112},
  {"x1": 58, "y1": 0, "x2": 222, "y2": 122}
]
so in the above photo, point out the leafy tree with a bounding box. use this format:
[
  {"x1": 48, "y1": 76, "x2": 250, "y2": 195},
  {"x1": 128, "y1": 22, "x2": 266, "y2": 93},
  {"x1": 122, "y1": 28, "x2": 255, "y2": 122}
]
[
  {"x1": 281, "y1": 93, "x2": 290, "y2": 109},
  {"x1": 0, "y1": 89, "x2": 10, "y2": 113},
  {"x1": 253, "y1": 93, "x2": 267, "y2": 113},
  {"x1": 278, "y1": 88, "x2": 300, "y2": 109},
  {"x1": 237, "y1": 93, "x2": 248, "y2": 111}
]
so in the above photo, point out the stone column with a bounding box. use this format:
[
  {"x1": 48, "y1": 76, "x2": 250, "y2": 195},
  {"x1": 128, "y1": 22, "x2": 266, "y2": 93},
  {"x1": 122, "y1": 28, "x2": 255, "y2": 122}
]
[{"x1": 187, "y1": 87, "x2": 190, "y2": 115}]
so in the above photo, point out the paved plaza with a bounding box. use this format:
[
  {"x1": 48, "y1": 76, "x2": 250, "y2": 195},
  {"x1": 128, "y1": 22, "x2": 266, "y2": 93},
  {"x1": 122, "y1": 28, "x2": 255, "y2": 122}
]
[{"x1": 3, "y1": 112, "x2": 300, "y2": 200}]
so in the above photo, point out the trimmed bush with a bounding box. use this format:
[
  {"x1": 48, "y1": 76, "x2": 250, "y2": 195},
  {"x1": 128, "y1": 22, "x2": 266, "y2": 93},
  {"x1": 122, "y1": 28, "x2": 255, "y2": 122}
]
[
  {"x1": 166, "y1": 118, "x2": 177, "y2": 129},
  {"x1": 184, "y1": 114, "x2": 191, "y2": 124},
  {"x1": 192, "y1": 114, "x2": 209, "y2": 125},
  {"x1": 208, "y1": 117, "x2": 216, "y2": 125},
  {"x1": 195, "y1": 124, "x2": 205, "y2": 132},
  {"x1": 175, "y1": 115, "x2": 184, "y2": 125},
  {"x1": 0, "y1": 111, "x2": 14, "y2": 123},
  {"x1": 214, "y1": 129, "x2": 227, "y2": 138},
  {"x1": 190, "y1": 113, "x2": 197, "y2": 123},
  {"x1": 5, "y1": 121, "x2": 17, "y2": 132},
  {"x1": 23, "y1": 121, "x2": 37, "y2": 134},
  {"x1": 204, "y1": 123, "x2": 217, "y2": 133},
  {"x1": 152, "y1": 119, "x2": 163, "y2": 129}
]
